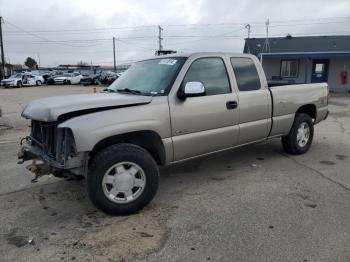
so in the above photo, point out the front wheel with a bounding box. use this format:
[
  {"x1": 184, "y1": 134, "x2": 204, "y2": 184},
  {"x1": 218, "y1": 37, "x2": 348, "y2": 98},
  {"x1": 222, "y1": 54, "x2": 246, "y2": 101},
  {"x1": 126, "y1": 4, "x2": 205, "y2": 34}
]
[
  {"x1": 17, "y1": 81, "x2": 22, "y2": 88},
  {"x1": 36, "y1": 80, "x2": 42, "y2": 86},
  {"x1": 87, "y1": 143, "x2": 159, "y2": 215},
  {"x1": 282, "y1": 113, "x2": 314, "y2": 155}
]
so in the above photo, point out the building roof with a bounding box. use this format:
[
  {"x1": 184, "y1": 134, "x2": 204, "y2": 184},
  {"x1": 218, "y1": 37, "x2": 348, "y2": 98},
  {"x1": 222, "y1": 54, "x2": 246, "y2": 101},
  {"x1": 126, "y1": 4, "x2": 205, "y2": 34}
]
[{"x1": 244, "y1": 35, "x2": 350, "y2": 55}]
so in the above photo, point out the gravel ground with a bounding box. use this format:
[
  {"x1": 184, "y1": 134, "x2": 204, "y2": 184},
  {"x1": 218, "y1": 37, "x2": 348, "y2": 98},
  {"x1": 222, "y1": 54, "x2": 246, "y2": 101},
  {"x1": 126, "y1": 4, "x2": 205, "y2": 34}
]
[{"x1": 0, "y1": 86, "x2": 350, "y2": 262}]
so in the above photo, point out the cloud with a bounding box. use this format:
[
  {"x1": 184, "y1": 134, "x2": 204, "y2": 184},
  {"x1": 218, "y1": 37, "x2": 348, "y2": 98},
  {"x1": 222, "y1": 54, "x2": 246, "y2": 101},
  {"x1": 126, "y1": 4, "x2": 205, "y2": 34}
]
[{"x1": 1, "y1": 0, "x2": 350, "y2": 66}]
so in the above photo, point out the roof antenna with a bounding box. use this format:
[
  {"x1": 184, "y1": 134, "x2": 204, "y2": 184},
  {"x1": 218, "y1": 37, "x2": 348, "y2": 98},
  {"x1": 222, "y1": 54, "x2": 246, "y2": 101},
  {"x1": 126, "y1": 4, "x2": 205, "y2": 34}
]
[
  {"x1": 245, "y1": 24, "x2": 251, "y2": 53},
  {"x1": 262, "y1": 18, "x2": 270, "y2": 54}
]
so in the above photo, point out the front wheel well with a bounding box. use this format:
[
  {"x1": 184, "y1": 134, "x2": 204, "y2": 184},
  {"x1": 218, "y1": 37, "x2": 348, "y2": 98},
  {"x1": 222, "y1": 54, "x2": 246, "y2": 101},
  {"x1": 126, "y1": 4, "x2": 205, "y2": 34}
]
[
  {"x1": 89, "y1": 131, "x2": 166, "y2": 166},
  {"x1": 296, "y1": 104, "x2": 316, "y2": 120}
]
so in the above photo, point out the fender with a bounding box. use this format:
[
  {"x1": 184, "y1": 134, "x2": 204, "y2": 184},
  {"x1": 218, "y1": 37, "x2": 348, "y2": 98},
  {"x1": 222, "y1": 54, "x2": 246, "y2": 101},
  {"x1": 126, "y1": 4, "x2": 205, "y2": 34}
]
[{"x1": 58, "y1": 97, "x2": 172, "y2": 152}]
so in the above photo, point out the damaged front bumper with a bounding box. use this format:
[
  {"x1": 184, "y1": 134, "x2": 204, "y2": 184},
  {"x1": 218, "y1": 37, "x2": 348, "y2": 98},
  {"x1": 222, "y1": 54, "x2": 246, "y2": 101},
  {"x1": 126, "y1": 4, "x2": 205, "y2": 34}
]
[{"x1": 18, "y1": 137, "x2": 87, "y2": 181}]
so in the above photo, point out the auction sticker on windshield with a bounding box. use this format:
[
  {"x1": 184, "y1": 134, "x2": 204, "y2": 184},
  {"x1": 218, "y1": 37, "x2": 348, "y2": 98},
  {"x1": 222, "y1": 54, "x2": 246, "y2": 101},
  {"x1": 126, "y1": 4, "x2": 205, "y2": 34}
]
[{"x1": 159, "y1": 59, "x2": 177, "y2": 65}]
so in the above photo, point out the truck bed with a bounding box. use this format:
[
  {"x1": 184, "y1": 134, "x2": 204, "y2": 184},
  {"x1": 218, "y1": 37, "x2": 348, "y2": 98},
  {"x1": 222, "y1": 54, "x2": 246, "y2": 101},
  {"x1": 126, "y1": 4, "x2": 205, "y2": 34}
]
[{"x1": 268, "y1": 83, "x2": 328, "y2": 137}]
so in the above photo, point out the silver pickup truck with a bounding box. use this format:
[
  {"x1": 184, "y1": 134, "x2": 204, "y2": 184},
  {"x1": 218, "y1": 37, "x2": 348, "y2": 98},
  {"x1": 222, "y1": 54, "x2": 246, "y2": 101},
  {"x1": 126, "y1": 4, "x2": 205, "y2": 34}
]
[{"x1": 19, "y1": 53, "x2": 329, "y2": 215}]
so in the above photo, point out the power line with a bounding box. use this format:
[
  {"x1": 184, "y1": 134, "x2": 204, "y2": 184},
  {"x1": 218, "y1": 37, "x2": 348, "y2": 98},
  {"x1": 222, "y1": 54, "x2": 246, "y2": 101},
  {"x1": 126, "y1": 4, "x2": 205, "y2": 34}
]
[
  {"x1": 260, "y1": 20, "x2": 350, "y2": 28},
  {"x1": 3, "y1": 19, "x2": 103, "y2": 48},
  {"x1": 115, "y1": 39, "x2": 155, "y2": 51},
  {"x1": 165, "y1": 27, "x2": 246, "y2": 46},
  {"x1": 5, "y1": 30, "x2": 350, "y2": 46},
  {"x1": 3, "y1": 16, "x2": 350, "y2": 34},
  {"x1": 3, "y1": 15, "x2": 350, "y2": 66},
  {"x1": 268, "y1": 16, "x2": 350, "y2": 23}
]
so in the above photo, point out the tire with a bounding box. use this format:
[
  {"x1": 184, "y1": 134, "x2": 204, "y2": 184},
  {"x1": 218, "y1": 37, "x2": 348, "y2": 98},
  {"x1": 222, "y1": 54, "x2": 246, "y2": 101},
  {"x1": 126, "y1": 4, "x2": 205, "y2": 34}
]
[
  {"x1": 282, "y1": 113, "x2": 314, "y2": 155},
  {"x1": 67, "y1": 80, "x2": 71, "y2": 85},
  {"x1": 17, "y1": 81, "x2": 22, "y2": 88},
  {"x1": 36, "y1": 80, "x2": 42, "y2": 86},
  {"x1": 87, "y1": 143, "x2": 159, "y2": 215}
]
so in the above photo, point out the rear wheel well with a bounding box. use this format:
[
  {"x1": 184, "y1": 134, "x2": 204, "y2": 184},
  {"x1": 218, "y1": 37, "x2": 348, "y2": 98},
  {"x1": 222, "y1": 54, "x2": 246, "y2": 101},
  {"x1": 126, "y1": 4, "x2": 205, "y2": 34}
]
[
  {"x1": 296, "y1": 104, "x2": 316, "y2": 120},
  {"x1": 89, "y1": 131, "x2": 166, "y2": 166}
]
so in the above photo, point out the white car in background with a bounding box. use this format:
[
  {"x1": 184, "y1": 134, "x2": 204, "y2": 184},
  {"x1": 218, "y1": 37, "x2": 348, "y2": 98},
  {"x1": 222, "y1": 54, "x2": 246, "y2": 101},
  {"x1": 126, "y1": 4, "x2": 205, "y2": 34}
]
[
  {"x1": 0, "y1": 73, "x2": 44, "y2": 88},
  {"x1": 54, "y1": 72, "x2": 83, "y2": 85}
]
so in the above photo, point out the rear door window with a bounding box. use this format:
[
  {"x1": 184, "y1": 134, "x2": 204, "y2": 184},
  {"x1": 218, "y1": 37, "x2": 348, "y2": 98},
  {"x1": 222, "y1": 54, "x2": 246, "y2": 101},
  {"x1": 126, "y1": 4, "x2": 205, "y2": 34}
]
[{"x1": 230, "y1": 57, "x2": 261, "y2": 91}]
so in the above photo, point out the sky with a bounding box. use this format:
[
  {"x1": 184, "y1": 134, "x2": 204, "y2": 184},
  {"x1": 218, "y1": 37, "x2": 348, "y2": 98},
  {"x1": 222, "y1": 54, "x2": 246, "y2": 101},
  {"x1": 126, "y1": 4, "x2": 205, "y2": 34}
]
[{"x1": 0, "y1": 0, "x2": 350, "y2": 67}]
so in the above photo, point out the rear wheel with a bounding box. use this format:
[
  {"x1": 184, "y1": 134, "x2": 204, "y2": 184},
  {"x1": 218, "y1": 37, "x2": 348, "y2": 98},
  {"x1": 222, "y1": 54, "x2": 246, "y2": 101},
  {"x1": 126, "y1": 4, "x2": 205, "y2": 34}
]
[
  {"x1": 87, "y1": 143, "x2": 159, "y2": 215},
  {"x1": 282, "y1": 113, "x2": 314, "y2": 155},
  {"x1": 17, "y1": 81, "x2": 22, "y2": 88},
  {"x1": 36, "y1": 80, "x2": 42, "y2": 86}
]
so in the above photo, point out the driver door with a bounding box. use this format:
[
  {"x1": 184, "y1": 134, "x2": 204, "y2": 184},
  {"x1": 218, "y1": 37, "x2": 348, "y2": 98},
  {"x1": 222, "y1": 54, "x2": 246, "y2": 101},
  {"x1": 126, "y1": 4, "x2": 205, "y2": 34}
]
[
  {"x1": 169, "y1": 56, "x2": 239, "y2": 161},
  {"x1": 72, "y1": 73, "x2": 80, "y2": 84},
  {"x1": 22, "y1": 75, "x2": 28, "y2": 85},
  {"x1": 28, "y1": 75, "x2": 36, "y2": 85}
]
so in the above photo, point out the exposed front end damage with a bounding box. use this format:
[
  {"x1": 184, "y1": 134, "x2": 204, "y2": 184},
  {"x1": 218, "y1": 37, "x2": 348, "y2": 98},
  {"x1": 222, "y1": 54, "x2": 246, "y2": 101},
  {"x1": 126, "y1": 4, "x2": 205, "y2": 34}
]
[
  {"x1": 18, "y1": 93, "x2": 154, "y2": 182},
  {"x1": 18, "y1": 120, "x2": 87, "y2": 181}
]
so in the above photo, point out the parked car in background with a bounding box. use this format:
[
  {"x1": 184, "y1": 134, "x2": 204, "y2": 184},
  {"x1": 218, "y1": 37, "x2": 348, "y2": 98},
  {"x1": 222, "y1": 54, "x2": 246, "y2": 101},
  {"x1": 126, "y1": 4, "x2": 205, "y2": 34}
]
[
  {"x1": 106, "y1": 73, "x2": 118, "y2": 85},
  {"x1": 0, "y1": 73, "x2": 44, "y2": 88},
  {"x1": 19, "y1": 53, "x2": 329, "y2": 215},
  {"x1": 54, "y1": 72, "x2": 83, "y2": 85},
  {"x1": 42, "y1": 71, "x2": 62, "y2": 85},
  {"x1": 80, "y1": 73, "x2": 100, "y2": 85},
  {"x1": 98, "y1": 71, "x2": 116, "y2": 85}
]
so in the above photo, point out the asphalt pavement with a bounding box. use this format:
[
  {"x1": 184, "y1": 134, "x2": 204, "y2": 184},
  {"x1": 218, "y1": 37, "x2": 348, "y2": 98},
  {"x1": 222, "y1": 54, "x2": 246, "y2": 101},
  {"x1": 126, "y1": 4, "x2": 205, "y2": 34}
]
[{"x1": 0, "y1": 86, "x2": 350, "y2": 262}]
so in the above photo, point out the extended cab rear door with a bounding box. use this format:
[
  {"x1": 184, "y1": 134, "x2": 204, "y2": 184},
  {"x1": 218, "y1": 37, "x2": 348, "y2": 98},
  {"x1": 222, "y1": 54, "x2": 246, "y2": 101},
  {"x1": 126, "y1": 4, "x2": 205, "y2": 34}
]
[
  {"x1": 169, "y1": 55, "x2": 239, "y2": 161},
  {"x1": 229, "y1": 56, "x2": 272, "y2": 144}
]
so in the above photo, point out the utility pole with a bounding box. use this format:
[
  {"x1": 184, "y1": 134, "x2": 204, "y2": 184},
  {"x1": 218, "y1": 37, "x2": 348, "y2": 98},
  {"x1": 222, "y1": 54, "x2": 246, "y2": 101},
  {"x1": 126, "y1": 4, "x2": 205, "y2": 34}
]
[
  {"x1": 37, "y1": 53, "x2": 41, "y2": 68},
  {"x1": 158, "y1": 25, "x2": 163, "y2": 51},
  {"x1": 0, "y1": 17, "x2": 5, "y2": 79},
  {"x1": 245, "y1": 24, "x2": 251, "y2": 39},
  {"x1": 262, "y1": 18, "x2": 270, "y2": 54},
  {"x1": 113, "y1": 36, "x2": 116, "y2": 72},
  {"x1": 245, "y1": 24, "x2": 251, "y2": 53}
]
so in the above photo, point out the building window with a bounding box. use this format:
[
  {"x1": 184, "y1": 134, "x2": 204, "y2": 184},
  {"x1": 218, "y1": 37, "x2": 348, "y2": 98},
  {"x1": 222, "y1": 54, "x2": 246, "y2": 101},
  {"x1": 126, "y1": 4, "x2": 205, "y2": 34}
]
[
  {"x1": 281, "y1": 60, "x2": 299, "y2": 78},
  {"x1": 315, "y1": 63, "x2": 324, "y2": 73}
]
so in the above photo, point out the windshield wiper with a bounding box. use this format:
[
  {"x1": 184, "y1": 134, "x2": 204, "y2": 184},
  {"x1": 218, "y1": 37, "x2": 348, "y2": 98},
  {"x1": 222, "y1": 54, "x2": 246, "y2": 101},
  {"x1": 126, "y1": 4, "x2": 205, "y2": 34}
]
[{"x1": 116, "y1": 88, "x2": 141, "y2": 95}]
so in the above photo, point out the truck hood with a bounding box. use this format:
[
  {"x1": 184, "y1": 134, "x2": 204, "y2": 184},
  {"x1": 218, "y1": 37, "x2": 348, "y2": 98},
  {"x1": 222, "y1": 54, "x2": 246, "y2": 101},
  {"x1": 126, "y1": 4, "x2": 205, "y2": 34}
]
[{"x1": 22, "y1": 93, "x2": 152, "y2": 122}]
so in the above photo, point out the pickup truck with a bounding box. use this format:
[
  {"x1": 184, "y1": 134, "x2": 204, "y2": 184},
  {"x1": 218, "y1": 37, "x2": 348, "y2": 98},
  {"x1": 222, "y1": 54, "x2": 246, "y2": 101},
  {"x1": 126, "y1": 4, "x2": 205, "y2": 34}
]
[
  {"x1": 18, "y1": 53, "x2": 329, "y2": 215},
  {"x1": 1, "y1": 73, "x2": 44, "y2": 88}
]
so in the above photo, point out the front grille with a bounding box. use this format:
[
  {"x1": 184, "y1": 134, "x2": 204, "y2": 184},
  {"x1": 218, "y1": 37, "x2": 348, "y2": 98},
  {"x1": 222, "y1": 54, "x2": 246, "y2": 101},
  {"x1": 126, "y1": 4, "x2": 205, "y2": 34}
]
[{"x1": 31, "y1": 120, "x2": 57, "y2": 157}]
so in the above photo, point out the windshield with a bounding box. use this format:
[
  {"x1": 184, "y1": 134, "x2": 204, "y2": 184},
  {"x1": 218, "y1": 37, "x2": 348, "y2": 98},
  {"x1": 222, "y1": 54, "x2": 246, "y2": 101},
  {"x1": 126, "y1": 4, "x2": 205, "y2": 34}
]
[
  {"x1": 108, "y1": 57, "x2": 186, "y2": 95},
  {"x1": 63, "y1": 73, "x2": 72, "y2": 77}
]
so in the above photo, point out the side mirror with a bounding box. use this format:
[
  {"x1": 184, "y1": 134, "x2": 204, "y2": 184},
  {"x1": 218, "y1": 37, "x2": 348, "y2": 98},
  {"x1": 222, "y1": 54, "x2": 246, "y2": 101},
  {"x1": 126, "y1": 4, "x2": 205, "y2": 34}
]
[{"x1": 178, "y1": 81, "x2": 205, "y2": 99}]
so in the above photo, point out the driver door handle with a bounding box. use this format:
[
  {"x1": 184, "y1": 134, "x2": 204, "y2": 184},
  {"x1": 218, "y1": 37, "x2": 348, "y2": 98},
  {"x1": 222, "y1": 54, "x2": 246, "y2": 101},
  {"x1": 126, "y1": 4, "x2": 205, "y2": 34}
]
[{"x1": 226, "y1": 101, "x2": 238, "y2": 110}]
